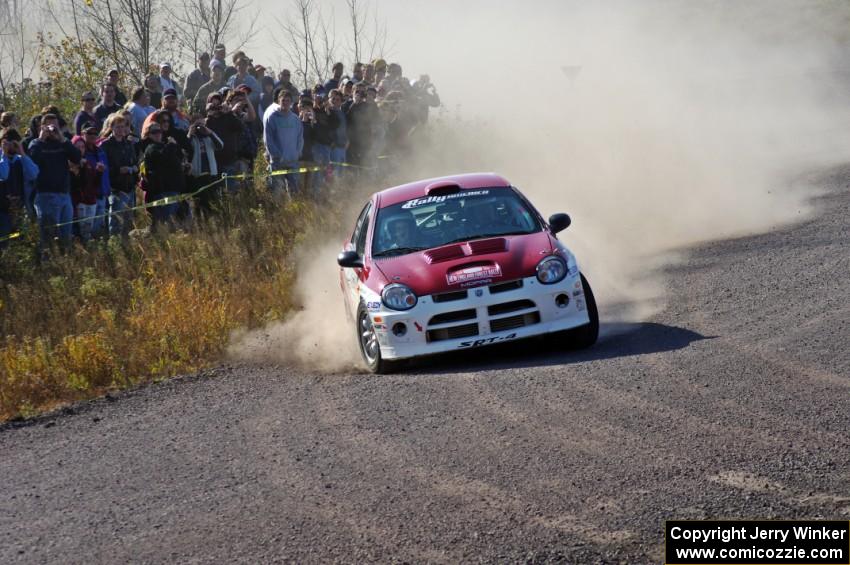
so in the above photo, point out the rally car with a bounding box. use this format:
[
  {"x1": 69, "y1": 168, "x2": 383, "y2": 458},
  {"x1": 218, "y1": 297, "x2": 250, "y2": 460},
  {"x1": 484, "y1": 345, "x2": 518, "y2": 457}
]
[{"x1": 337, "y1": 173, "x2": 598, "y2": 373}]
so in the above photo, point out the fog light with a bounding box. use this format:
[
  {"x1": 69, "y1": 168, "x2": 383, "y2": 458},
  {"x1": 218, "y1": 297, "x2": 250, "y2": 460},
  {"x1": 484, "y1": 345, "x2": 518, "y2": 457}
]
[
  {"x1": 555, "y1": 293, "x2": 570, "y2": 308},
  {"x1": 392, "y1": 322, "x2": 408, "y2": 337}
]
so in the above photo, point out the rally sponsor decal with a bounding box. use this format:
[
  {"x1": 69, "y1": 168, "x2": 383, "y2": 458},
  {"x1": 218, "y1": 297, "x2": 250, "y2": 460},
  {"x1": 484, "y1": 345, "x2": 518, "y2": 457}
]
[
  {"x1": 459, "y1": 333, "x2": 517, "y2": 348},
  {"x1": 401, "y1": 190, "x2": 490, "y2": 209},
  {"x1": 447, "y1": 264, "x2": 501, "y2": 285}
]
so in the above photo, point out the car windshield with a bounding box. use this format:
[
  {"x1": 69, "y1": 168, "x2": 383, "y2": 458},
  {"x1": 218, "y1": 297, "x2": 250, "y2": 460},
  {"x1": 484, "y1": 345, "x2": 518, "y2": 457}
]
[{"x1": 372, "y1": 187, "x2": 542, "y2": 257}]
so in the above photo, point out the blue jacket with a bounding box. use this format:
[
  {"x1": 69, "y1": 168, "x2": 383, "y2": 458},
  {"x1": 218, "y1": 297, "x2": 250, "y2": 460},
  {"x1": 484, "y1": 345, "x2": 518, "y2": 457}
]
[
  {"x1": 0, "y1": 153, "x2": 40, "y2": 212},
  {"x1": 28, "y1": 138, "x2": 81, "y2": 194},
  {"x1": 262, "y1": 104, "x2": 303, "y2": 168}
]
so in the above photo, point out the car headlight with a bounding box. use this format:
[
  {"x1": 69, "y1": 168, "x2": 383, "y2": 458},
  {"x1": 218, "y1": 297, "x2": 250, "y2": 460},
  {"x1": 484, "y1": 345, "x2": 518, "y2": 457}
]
[
  {"x1": 381, "y1": 283, "x2": 418, "y2": 310},
  {"x1": 536, "y1": 256, "x2": 567, "y2": 284}
]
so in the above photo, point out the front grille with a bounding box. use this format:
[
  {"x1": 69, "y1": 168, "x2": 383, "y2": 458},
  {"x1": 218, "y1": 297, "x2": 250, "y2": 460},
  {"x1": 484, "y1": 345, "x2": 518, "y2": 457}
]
[
  {"x1": 489, "y1": 279, "x2": 523, "y2": 294},
  {"x1": 488, "y1": 299, "x2": 535, "y2": 316},
  {"x1": 429, "y1": 309, "x2": 477, "y2": 325},
  {"x1": 490, "y1": 311, "x2": 541, "y2": 333},
  {"x1": 427, "y1": 323, "x2": 479, "y2": 342},
  {"x1": 432, "y1": 290, "x2": 468, "y2": 303}
]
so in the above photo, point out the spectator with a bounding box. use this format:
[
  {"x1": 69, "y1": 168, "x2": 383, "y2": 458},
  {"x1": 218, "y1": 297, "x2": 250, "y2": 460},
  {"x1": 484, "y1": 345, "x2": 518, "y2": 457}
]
[
  {"x1": 212, "y1": 43, "x2": 227, "y2": 71},
  {"x1": 341, "y1": 79, "x2": 354, "y2": 103},
  {"x1": 71, "y1": 129, "x2": 108, "y2": 242},
  {"x1": 187, "y1": 116, "x2": 223, "y2": 181},
  {"x1": 0, "y1": 129, "x2": 38, "y2": 249},
  {"x1": 161, "y1": 88, "x2": 190, "y2": 130},
  {"x1": 308, "y1": 92, "x2": 339, "y2": 193},
  {"x1": 204, "y1": 93, "x2": 244, "y2": 191},
  {"x1": 39, "y1": 106, "x2": 73, "y2": 140},
  {"x1": 0, "y1": 112, "x2": 17, "y2": 130},
  {"x1": 28, "y1": 113, "x2": 81, "y2": 248},
  {"x1": 328, "y1": 89, "x2": 347, "y2": 176},
  {"x1": 298, "y1": 97, "x2": 315, "y2": 164},
  {"x1": 226, "y1": 57, "x2": 261, "y2": 109},
  {"x1": 384, "y1": 63, "x2": 404, "y2": 92},
  {"x1": 411, "y1": 74, "x2": 441, "y2": 124},
  {"x1": 184, "y1": 52, "x2": 211, "y2": 106},
  {"x1": 352, "y1": 62, "x2": 364, "y2": 83},
  {"x1": 144, "y1": 74, "x2": 163, "y2": 110},
  {"x1": 105, "y1": 69, "x2": 128, "y2": 106},
  {"x1": 158, "y1": 63, "x2": 182, "y2": 99},
  {"x1": 153, "y1": 109, "x2": 192, "y2": 160},
  {"x1": 227, "y1": 86, "x2": 258, "y2": 177},
  {"x1": 324, "y1": 62, "x2": 344, "y2": 91},
  {"x1": 141, "y1": 121, "x2": 185, "y2": 228},
  {"x1": 100, "y1": 114, "x2": 139, "y2": 236},
  {"x1": 94, "y1": 84, "x2": 122, "y2": 131},
  {"x1": 275, "y1": 69, "x2": 300, "y2": 103},
  {"x1": 373, "y1": 58, "x2": 387, "y2": 85},
  {"x1": 263, "y1": 89, "x2": 303, "y2": 198},
  {"x1": 363, "y1": 63, "x2": 375, "y2": 84},
  {"x1": 258, "y1": 76, "x2": 276, "y2": 119},
  {"x1": 227, "y1": 51, "x2": 245, "y2": 79},
  {"x1": 346, "y1": 84, "x2": 379, "y2": 167},
  {"x1": 193, "y1": 61, "x2": 227, "y2": 115},
  {"x1": 73, "y1": 91, "x2": 98, "y2": 135},
  {"x1": 127, "y1": 87, "x2": 155, "y2": 137}
]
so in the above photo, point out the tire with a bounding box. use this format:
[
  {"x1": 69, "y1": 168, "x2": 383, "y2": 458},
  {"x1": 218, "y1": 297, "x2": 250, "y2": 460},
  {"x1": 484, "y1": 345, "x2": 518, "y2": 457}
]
[
  {"x1": 555, "y1": 273, "x2": 599, "y2": 349},
  {"x1": 356, "y1": 303, "x2": 401, "y2": 374}
]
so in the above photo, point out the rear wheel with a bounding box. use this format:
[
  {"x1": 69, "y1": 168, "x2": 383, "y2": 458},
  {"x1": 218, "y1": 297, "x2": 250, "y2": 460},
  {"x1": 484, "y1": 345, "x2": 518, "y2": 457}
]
[
  {"x1": 556, "y1": 273, "x2": 599, "y2": 349},
  {"x1": 357, "y1": 303, "x2": 401, "y2": 374}
]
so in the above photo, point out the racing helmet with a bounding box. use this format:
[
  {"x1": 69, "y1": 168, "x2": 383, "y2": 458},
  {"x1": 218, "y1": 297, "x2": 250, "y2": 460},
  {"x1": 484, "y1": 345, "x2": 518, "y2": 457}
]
[{"x1": 381, "y1": 211, "x2": 417, "y2": 246}]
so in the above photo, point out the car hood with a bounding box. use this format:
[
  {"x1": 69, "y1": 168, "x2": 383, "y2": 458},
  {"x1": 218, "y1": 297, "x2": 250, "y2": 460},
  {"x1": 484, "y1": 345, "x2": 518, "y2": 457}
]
[{"x1": 372, "y1": 231, "x2": 556, "y2": 296}]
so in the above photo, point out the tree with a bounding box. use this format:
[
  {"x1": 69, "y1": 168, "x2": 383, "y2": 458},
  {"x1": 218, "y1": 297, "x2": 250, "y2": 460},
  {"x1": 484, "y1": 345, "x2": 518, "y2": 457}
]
[
  {"x1": 167, "y1": 0, "x2": 258, "y2": 64},
  {"x1": 343, "y1": 0, "x2": 388, "y2": 65},
  {"x1": 272, "y1": 0, "x2": 337, "y2": 88}
]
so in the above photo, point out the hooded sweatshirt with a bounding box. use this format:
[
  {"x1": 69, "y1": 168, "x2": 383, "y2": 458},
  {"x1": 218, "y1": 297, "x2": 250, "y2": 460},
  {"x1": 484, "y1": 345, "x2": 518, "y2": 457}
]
[{"x1": 262, "y1": 104, "x2": 303, "y2": 168}]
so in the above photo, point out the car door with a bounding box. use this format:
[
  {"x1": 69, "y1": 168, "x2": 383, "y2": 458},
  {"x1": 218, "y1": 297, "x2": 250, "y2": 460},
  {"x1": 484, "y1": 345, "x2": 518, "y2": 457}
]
[{"x1": 342, "y1": 201, "x2": 372, "y2": 316}]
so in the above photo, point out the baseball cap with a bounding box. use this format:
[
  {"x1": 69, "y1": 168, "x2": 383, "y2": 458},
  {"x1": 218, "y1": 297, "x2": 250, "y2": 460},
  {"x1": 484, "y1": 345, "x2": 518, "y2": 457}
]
[
  {"x1": 163, "y1": 88, "x2": 178, "y2": 98},
  {"x1": 235, "y1": 83, "x2": 253, "y2": 94},
  {"x1": 84, "y1": 125, "x2": 99, "y2": 135},
  {"x1": 373, "y1": 58, "x2": 387, "y2": 70},
  {"x1": 160, "y1": 62, "x2": 172, "y2": 70}
]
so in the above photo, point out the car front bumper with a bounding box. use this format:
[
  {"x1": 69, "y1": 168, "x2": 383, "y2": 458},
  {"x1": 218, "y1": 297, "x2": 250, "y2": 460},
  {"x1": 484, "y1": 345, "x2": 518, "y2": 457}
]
[{"x1": 369, "y1": 272, "x2": 591, "y2": 360}]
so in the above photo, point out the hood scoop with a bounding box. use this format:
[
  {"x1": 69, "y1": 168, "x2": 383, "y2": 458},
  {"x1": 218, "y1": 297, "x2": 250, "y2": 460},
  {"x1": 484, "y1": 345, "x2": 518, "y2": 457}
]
[
  {"x1": 424, "y1": 245, "x2": 465, "y2": 264},
  {"x1": 468, "y1": 238, "x2": 508, "y2": 255}
]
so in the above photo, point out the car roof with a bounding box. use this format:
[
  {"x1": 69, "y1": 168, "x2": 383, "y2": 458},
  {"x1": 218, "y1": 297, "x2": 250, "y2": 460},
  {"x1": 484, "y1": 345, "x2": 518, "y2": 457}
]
[{"x1": 375, "y1": 172, "x2": 512, "y2": 208}]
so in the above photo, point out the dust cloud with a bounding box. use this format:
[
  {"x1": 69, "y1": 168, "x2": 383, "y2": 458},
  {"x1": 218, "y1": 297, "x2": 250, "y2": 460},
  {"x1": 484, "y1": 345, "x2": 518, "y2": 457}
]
[{"x1": 232, "y1": 0, "x2": 850, "y2": 370}]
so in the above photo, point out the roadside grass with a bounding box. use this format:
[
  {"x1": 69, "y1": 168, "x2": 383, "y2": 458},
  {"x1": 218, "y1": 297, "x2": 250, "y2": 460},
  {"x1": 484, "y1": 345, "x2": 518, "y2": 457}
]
[{"x1": 0, "y1": 176, "x2": 319, "y2": 421}]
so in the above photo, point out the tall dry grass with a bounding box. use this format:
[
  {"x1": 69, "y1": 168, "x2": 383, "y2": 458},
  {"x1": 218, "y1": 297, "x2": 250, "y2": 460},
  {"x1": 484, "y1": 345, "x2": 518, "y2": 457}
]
[{"x1": 0, "y1": 180, "x2": 322, "y2": 420}]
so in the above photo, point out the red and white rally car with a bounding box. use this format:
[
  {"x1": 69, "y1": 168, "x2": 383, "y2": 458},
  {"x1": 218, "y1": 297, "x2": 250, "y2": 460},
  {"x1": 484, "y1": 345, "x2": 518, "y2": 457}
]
[{"x1": 338, "y1": 173, "x2": 598, "y2": 373}]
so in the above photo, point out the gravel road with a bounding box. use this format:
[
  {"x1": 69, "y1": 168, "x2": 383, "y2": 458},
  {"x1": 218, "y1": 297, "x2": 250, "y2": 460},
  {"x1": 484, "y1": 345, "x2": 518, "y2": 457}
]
[{"x1": 2, "y1": 169, "x2": 849, "y2": 564}]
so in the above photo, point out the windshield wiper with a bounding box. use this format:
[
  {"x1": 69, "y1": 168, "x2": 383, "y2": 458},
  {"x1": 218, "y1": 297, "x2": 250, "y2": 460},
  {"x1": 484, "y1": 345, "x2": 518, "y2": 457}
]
[{"x1": 373, "y1": 246, "x2": 425, "y2": 258}]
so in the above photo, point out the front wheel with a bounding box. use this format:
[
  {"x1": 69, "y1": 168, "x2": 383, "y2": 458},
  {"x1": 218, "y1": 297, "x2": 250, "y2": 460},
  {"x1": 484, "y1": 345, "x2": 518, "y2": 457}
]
[
  {"x1": 356, "y1": 303, "x2": 401, "y2": 374},
  {"x1": 555, "y1": 273, "x2": 599, "y2": 349}
]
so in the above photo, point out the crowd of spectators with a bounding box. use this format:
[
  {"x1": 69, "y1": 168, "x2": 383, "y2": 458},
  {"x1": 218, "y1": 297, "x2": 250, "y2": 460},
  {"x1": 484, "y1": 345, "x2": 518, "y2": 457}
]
[{"x1": 0, "y1": 46, "x2": 441, "y2": 251}]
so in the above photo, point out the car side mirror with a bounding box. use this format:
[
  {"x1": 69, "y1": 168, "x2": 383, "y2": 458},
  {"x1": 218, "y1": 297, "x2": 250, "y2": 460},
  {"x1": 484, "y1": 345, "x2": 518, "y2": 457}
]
[
  {"x1": 337, "y1": 250, "x2": 363, "y2": 268},
  {"x1": 548, "y1": 213, "x2": 571, "y2": 234}
]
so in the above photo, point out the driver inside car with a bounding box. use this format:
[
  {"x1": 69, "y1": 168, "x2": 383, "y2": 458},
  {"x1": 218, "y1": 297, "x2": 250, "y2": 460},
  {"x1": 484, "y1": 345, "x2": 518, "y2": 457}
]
[{"x1": 383, "y1": 213, "x2": 421, "y2": 250}]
